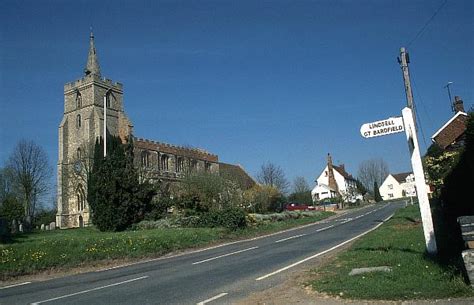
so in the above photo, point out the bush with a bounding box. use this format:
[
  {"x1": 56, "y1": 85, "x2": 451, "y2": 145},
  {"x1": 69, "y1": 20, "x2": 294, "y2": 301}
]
[{"x1": 196, "y1": 207, "x2": 247, "y2": 229}]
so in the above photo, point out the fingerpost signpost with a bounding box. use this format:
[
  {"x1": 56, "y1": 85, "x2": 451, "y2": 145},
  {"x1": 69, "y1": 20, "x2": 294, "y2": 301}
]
[{"x1": 360, "y1": 47, "x2": 437, "y2": 255}]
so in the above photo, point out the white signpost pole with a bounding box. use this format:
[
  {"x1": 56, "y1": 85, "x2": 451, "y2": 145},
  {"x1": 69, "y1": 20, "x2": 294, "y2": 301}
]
[{"x1": 402, "y1": 107, "x2": 437, "y2": 254}]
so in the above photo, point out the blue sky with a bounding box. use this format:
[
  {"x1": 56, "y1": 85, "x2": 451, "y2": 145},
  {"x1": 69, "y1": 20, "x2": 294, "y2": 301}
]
[{"x1": 0, "y1": 0, "x2": 473, "y2": 199}]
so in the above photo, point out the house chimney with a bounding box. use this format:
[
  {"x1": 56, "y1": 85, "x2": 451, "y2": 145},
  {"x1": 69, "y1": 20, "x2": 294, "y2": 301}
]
[
  {"x1": 327, "y1": 153, "x2": 339, "y2": 193},
  {"x1": 454, "y1": 96, "x2": 465, "y2": 113}
]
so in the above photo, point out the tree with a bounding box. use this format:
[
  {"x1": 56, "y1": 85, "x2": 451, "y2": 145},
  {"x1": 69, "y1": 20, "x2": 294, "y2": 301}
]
[
  {"x1": 6, "y1": 140, "x2": 51, "y2": 226},
  {"x1": 256, "y1": 162, "x2": 289, "y2": 194},
  {"x1": 373, "y1": 181, "x2": 383, "y2": 202},
  {"x1": 87, "y1": 136, "x2": 156, "y2": 231},
  {"x1": 292, "y1": 176, "x2": 310, "y2": 194},
  {"x1": 357, "y1": 158, "x2": 389, "y2": 194}
]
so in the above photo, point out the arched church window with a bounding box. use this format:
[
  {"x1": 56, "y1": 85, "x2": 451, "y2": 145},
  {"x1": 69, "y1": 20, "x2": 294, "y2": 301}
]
[
  {"x1": 106, "y1": 91, "x2": 112, "y2": 108},
  {"x1": 141, "y1": 150, "x2": 150, "y2": 167},
  {"x1": 160, "y1": 155, "x2": 169, "y2": 171},
  {"x1": 77, "y1": 148, "x2": 82, "y2": 159},
  {"x1": 76, "y1": 92, "x2": 82, "y2": 108},
  {"x1": 176, "y1": 157, "x2": 184, "y2": 172},
  {"x1": 76, "y1": 114, "x2": 81, "y2": 128},
  {"x1": 77, "y1": 185, "x2": 85, "y2": 212}
]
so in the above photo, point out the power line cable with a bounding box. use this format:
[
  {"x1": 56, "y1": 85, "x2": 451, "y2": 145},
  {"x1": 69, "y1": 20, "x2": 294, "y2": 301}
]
[{"x1": 407, "y1": 0, "x2": 449, "y2": 47}]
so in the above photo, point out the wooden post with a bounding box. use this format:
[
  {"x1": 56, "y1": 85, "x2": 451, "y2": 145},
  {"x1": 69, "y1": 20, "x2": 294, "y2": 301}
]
[
  {"x1": 402, "y1": 107, "x2": 437, "y2": 254},
  {"x1": 399, "y1": 47, "x2": 416, "y2": 127}
]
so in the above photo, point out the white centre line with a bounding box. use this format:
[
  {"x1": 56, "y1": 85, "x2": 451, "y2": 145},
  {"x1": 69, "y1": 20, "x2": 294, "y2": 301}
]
[
  {"x1": 0, "y1": 282, "x2": 31, "y2": 290},
  {"x1": 197, "y1": 292, "x2": 228, "y2": 305},
  {"x1": 316, "y1": 225, "x2": 334, "y2": 232},
  {"x1": 192, "y1": 246, "x2": 259, "y2": 265},
  {"x1": 30, "y1": 276, "x2": 149, "y2": 305},
  {"x1": 256, "y1": 213, "x2": 394, "y2": 281},
  {"x1": 275, "y1": 234, "x2": 306, "y2": 243}
]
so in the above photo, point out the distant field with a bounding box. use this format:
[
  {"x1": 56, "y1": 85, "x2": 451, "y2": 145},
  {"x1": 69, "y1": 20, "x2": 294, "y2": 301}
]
[
  {"x1": 310, "y1": 204, "x2": 474, "y2": 299},
  {"x1": 0, "y1": 211, "x2": 334, "y2": 280}
]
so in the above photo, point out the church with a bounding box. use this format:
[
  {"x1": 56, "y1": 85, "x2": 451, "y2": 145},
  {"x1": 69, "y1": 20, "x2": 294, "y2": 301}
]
[{"x1": 56, "y1": 33, "x2": 254, "y2": 229}]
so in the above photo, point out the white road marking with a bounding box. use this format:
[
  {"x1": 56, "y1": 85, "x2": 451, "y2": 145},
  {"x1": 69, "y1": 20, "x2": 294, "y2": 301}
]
[
  {"x1": 30, "y1": 276, "x2": 149, "y2": 304},
  {"x1": 192, "y1": 246, "x2": 259, "y2": 265},
  {"x1": 0, "y1": 282, "x2": 31, "y2": 290},
  {"x1": 256, "y1": 213, "x2": 394, "y2": 281},
  {"x1": 275, "y1": 234, "x2": 306, "y2": 243},
  {"x1": 316, "y1": 225, "x2": 334, "y2": 232},
  {"x1": 197, "y1": 292, "x2": 228, "y2": 305}
]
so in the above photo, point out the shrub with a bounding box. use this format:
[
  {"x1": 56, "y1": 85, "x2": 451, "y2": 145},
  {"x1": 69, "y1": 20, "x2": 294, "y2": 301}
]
[{"x1": 196, "y1": 207, "x2": 247, "y2": 229}]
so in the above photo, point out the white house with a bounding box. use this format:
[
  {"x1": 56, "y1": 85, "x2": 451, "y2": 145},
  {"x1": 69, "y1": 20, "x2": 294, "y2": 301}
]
[
  {"x1": 379, "y1": 172, "x2": 431, "y2": 200},
  {"x1": 311, "y1": 154, "x2": 362, "y2": 203}
]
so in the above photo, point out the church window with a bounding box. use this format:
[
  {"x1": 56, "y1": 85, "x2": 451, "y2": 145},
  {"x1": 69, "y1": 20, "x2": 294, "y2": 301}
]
[
  {"x1": 176, "y1": 157, "x2": 184, "y2": 172},
  {"x1": 76, "y1": 114, "x2": 81, "y2": 128},
  {"x1": 77, "y1": 185, "x2": 86, "y2": 212},
  {"x1": 160, "y1": 155, "x2": 169, "y2": 171},
  {"x1": 77, "y1": 148, "x2": 82, "y2": 159},
  {"x1": 106, "y1": 91, "x2": 112, "y2": 108},
  {"x1": 141, "y1": 151, "x2": 150, "y2": 167},
  {"x1": 190, "y1": 159, "x2": 198, "y2": 172},
  {"x1": 76, "y1": 92, "x2": 82, "y2": 108}
]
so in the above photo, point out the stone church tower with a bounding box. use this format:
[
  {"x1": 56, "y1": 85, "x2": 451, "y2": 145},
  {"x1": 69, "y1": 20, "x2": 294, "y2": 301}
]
[{"x1": 56, "y1": 32, "x2": 133, "y2": 228}]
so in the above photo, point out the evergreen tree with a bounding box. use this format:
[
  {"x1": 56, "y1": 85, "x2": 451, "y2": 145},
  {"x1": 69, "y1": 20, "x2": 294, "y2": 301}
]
[{"x1": 88, "y1": 136, "x2": 155, "y2": 231}]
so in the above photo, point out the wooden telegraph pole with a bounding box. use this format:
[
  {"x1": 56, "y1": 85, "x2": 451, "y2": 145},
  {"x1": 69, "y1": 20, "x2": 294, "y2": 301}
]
[{"x1": 398, "y1": 47, "x2": 437, "y2": 254}]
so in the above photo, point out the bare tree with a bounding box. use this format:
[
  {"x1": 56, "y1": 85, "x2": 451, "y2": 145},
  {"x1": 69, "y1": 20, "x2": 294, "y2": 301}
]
[
  {"x1": 6, "y1": 140, "x2": 51, "y2": 224},
  {"x1": 256, "y1": 162, "x2": 289, "y2": 193},
  {"x1": 357, "y1": 158, "x2": 389, "y2": 194},
  {"x1": 292, "y1": 176, "x2": 310, "y2": 194}
]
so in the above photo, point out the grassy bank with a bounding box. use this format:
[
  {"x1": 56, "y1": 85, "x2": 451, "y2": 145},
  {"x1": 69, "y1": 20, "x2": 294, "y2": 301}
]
[
  {"x1": 310, "y1": 204, "x2": 473, "y2": 300},
  {"x1": 1, "y1": 211, "x2": 333, "y2": 280}
]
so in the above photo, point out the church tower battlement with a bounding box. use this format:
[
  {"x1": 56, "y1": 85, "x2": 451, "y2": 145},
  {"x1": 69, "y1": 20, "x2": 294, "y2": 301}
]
[{"x1": 56, "y1": 32, "x2": 133, "y2": 228}]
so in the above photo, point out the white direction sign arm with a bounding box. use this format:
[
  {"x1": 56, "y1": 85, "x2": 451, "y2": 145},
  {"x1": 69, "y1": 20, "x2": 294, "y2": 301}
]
[{"x1": 360, "y1": 116, "x2": 404, "y2": 138}]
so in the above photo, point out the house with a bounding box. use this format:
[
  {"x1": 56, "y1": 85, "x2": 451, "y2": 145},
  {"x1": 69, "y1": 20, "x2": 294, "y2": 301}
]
[
  {"x1": 379, "y1": 172, "x2": 431, "y2": 200},
  {"x1": 311, "y1": 154, "x2": 362, "y2": 203},
  {"x1": 431, "y1": 96, "x2": 469, "y2": 151}
]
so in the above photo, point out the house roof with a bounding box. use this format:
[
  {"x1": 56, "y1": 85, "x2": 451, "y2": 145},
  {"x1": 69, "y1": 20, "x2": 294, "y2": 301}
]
[
  {"x1": 333, "y1": 165, "x2": 356, "y2": 181},
  {"x1": 431, "y1": 111, "x2": 468, "y2": 149},
  {"x1": 391, "y1": 172, "x2": 412, "y2": 183}
]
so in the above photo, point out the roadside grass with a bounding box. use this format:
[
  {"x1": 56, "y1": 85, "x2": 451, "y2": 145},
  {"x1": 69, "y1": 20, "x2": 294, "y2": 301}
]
[
  {"x1": 310, "y1": 204, "x2": 473, "y2": 300},
  {"x1": 0, "y1": 211, "x2": 334, "y2": 280}
]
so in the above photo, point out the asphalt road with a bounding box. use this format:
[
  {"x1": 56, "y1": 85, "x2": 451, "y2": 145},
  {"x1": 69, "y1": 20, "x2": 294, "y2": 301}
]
[{"x1": 0, "y1": 201, "x2": 404, "y2": 305}]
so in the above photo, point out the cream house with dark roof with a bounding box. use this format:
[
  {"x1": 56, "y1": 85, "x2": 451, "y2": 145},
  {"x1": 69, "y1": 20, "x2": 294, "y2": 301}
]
[{"x1": 311, "y1": 154, "x2": 362, "y2": 203}]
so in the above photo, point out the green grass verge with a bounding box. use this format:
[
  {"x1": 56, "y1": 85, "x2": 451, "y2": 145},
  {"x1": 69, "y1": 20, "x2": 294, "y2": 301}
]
[
  {"x1": 0, "y1": 211, "x2": 334, "y2": 280},
  {"x1": 310, "y1": 205, "x2": 473, "y2": 300}
]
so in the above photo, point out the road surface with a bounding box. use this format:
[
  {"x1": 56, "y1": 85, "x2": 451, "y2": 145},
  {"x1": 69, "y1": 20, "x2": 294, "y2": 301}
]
[{"x1": 0, "y1": 202, "x2": 403, "y2": 305}]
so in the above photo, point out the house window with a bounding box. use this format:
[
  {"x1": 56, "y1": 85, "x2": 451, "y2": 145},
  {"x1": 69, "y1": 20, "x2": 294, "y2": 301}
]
[
  {"x1": 141, "y1": 151, "x2": 150, "y2": 167},
  {"x1": 388, "y1": 184, "x2": 393, "y2": 190},
  {"x1": 388, "y1": 193, "x2": 394, "y2": 198},
  {"x1": 205, "y1": 162, "x2": 211, "y2": 172},
  {"x1": 160, "y1": 155, "x2": 169, "y2": 171},
  {"x1": 76, "y1": 114, "x2": 81, "y2": 128}
]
